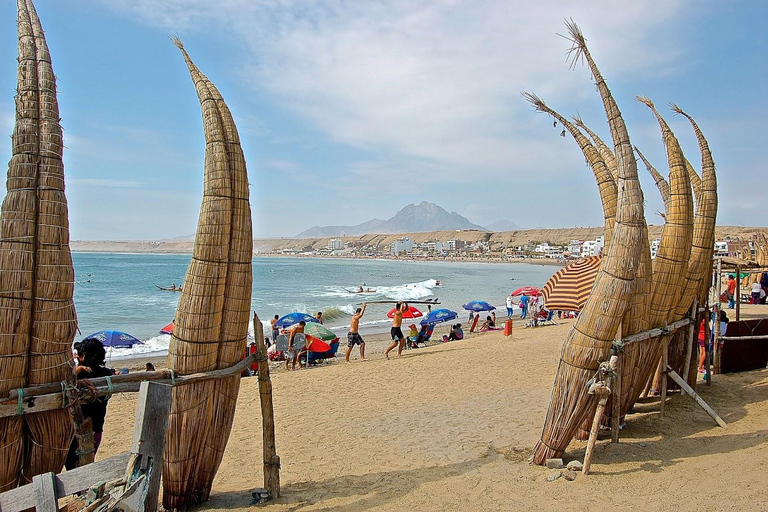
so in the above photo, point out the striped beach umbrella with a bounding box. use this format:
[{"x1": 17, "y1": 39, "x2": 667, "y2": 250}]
[{"x1": 541, "y1": 256, "x2": 602, "y2": 311}]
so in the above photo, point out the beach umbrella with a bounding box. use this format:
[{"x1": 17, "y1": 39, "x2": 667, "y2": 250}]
[
  {"x1": 303, "y1": 322, "x2": 339, "y2": 342},
  {"x1": 304, "y1": 334, "x2": 332, "y2": 353},
  {"x1": 511, "y1": 286, "x2": 541, "y2": 297},
  {"x1": 387, "y1": 305, "x2": 423, "y2": 319},
  {"x1": 420, "y1": 308, "x2": 458, "y2": 326},
  {"x1": 275, "y1": 312, "x2": 320, "y2": 328},
  {"x1": 541, "y1": 256, "x2": 602, "y2": 311},
  {"x1": 160, "y1": 322, "x2": 174, "y2": 335},
  {"x1": 461, "y1": 300, "x2": 496, "y2": 312},
  {"x1": 83, "y1": 330, "x2": 143, "y2": 348}
]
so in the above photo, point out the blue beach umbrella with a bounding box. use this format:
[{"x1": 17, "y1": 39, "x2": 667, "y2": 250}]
[
  {"x1": 275, "y1": 312, "x2": 320, "y2": 328},
  {"x1": 461, "y1": 300, "x2": 496, "y2": 312},
  {"x1": 83, "y1": 330, "x2": 143, "y2": 348},
  {"x1": 420, "y1": 308, "x2": 458, "y2": 326}
]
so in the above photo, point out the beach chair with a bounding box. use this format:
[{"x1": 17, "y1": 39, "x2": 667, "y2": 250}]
[
  {"x1": 274, "y1": 334, "x2": 289, "y2": 352},
  {"x1": 413, "y1": 325, "x2": 435, "y2": 347}
]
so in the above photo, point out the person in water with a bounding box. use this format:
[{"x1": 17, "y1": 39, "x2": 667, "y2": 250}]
[
  {"x1": 315, "y1": 311, "x2": 324, "y2": 324},
  {"x1": 346, "y1": 302, "x2": 367, "y2": 363},
  {"x1": 384, "y1": 301, "x2": 408, "y2": 359},
  {"x1": 65, "y1": 338, "x2": 114, "y2": 469}
]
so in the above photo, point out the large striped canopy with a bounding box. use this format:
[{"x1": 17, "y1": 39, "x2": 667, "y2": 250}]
[{"x1": 541, "y1": 256, "x2": 602, "y2": 311}]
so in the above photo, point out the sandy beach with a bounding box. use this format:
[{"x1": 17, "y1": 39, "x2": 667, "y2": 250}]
[{"x1": 92, "y1": 307, "x2": 768, "y2": 511}]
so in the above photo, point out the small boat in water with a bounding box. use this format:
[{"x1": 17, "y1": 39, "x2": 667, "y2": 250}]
[{"x1": 155, "y1": 283, "x2": 183, "y2": 292}]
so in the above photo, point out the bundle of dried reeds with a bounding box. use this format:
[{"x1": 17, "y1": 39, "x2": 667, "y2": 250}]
[
  {"x1": 622, "y1": 98, "x2": 693, "y2": 408},
  {"x1": 523, "y1": 94, "x2": 617, "y2": 247},
  {"x1": 0, "y1": 0, "x2": 77, "y2": 491},
  {"x1": 163, "y1": 38, "x2": 253, "y2": 510},
  {"x1": 531, "y1": 21, "x2": 645, "y2": 464},
  {"x1": 572, "y1": 114, "x2": 618, "y2": 183},
  {"x1": 671, "y1": 105, "x2": 718, "y2": 306},
  {"x1": 634, "y1": 145, "x2": 670, "y2": 210}
]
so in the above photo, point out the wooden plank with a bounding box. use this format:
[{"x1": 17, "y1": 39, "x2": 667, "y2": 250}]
[
  {"x1": 682, "y1": 301, "x2": 697, "y2": 395},
  {"x1": 255, "y1": 313, "x2": 281, "y2": 498},
  {"x1": 666, "y1": 367, "x2": 727, "y2": 428},
  {"x1": 719, "y1": 334, "x2": 768, "y2": 341},
  {"x1": 1, "y1": 355, "x2": 262, "y2": 419},
  {"x1": 621, "y1": 318, "x2": 691, "y2": 346},
  {"x1": 124, "y1": 381, "x2": 172, "y2": 511},
  {"x1": 660, "y1": 337, "x2": 669, "y2": 416},
  {"x1": 32, "y1": 473, "x2": 58, "y2": 512},
  {"x1": 0, "y1": 453, "x2": 130, "y2": 512},
  {"x1": 9, "y1": 355, "x2": 264, "y2": 400},
  {"x1": 583, "y1": 355, "x2": 617, "y2": 475},
  {"x1": 611, "y1": 352, "x2": 622, "y2": 443}
]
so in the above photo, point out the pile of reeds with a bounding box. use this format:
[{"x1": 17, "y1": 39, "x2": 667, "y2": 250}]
[
  {"x1": 528, "y1": 21, "x2": 718, "y2": 463},
  {"x1": 162, "y1": 38, "x2": 253, "y2": 510},
  {"x1": 0, "y1": 0, "x2": 77, "y2": 491}
]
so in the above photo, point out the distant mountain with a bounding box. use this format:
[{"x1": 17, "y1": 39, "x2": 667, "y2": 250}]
[
  {"x1": 485, "y1": 220, "x2": 522, "y2": 232},
  {"x1": 294, "y1": 201, "x2": 487, "y2": 237}
]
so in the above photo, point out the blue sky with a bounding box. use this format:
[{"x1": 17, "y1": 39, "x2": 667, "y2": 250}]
[{"x1": 0, "y1": 1, "x2": 765, "y2": 239}]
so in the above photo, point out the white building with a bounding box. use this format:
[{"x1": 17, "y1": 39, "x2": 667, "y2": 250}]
[
  {"x1": 445, "y1": 239, "x2": 465, "y2": 251},
  {"x1": 568, "y1": 240, "x2": 583, "y2": 257},
  {"x1": 581, "y1": 236, "x2": 604, "y2": 257},
  {"x1": 426, "y1": 241, "x2": 444, "y2": 254},
  {"x1": 327, "y1": 238, "x2": 342, "y2": 251},
  {"x1": 714, "y1": 241, "x2": 729, "y2": 256},
  {"x1": 390, "y1": 237, "x2": 413, "y2": 254},
  {"x1": 650, "y1": 238, "x2": 661, "y2": 259}
]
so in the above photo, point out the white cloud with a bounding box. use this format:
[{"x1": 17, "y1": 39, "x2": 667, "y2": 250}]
[{"x1": 98, "y1": 0, "x2": 688, "y2": 179}]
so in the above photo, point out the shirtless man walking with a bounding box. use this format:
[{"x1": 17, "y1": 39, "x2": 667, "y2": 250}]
[
  {"x1": 345, "y1": 302, "x2": 367, "y2": 363},
  {"x1": 384, "y1": 301, "x2": 408, "y2": 359}
]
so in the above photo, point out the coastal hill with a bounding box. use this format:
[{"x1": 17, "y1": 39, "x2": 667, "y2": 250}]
[
  {"x1": 70, "y1": 225, "x2": 768, "y2": 255},
  {"x1": 294, "y1": 201, "x2": 487, "y2": 237}
]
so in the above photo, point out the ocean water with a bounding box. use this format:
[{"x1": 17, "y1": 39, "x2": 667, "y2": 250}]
[{"x1": 71, "y1": 253, "x2": 559, "y2": 358}]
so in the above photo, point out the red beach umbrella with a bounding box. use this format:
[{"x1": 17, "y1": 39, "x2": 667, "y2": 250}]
[
  {"x1": 160, "y1": 322, "x2": 174, "y2": 334},
  {"x1": 387, "y1": 306, "x2": 423, "y2": 319},
  {"x1": 511, "y1": 286, "x2": 541, "y2": 297}
]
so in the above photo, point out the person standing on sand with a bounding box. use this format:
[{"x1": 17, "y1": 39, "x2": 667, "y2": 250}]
[
  {"x1": 384, "y1": 301, "x2": 408, "y2": 359},
  {"x1": 726, "y1": 275, "x2": 736, "y2": 309},
  {"x1": 519, "y1": 294, "x2": 529, "y2": 319},
  {"x1": 346, "y1": 302, "x2": 367, "y2": 363},
  {"x1": 287, "y1": 321, "x2": 306, "y2": 370},
  {"x1": 506, "y1": 294, "x2": 514, "y2": 318},
  {"x1": 271, "y1": 314, "x2": 280, "y2": 344}
]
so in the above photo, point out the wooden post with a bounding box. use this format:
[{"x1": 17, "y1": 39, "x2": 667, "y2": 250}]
[
  {"x1": 666, "y1": 367, "x2": 727, "y2": 427},
  {"x1": 735, "y1": 264, "x2": 741, "y2": 321},
  {"x1": 254, "y1": 313, "x2": 281, "y2": 498},
  {"x1": 660, "y1": 336, "x2": 669, "y2": 416},
  {"x1": 70, "y1": 402, "x2": 96, "y2": 467},
  {"x1": 705, "y1": 309, "x2": 712, "y2": 386},
  {"x1": 121, "y1": 381, "x2": 171, "y2": 512},
  {"x1": 582, "y1": 355, "x2": 617, "y2": 475},
  {"x1": 713, "y1": 303, "x2": 722, "y2": 374},
  {"x1": 31, "y1": 473, "x2": 58, "y2": 512},
  {"x1": 611, "y1": 352, "x2": 621, "y2": 443},
  {"x1": 682, "y1": 301, "x2": 697, "y2": 395}
]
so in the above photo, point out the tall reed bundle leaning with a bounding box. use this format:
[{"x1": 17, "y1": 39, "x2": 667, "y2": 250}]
[
  {"x1": 621, "y1": 98, "x2": 693, "y2": 409},
  {"x1": 531, "y1": 21, "x2": 645, "y2": 464},
  {"x1": 663, "y1": 106, "x2": 719, "y2": 380},
  {"x1": 523, "y1": 95, "x2": 617, "y2": 247},
  {"x1": 671, "y1": 106, "x2": 718, "y2": 306},
  {"x1": 163, "y1": 38, "x2": 253, "y2": 510},
  {"x1": 568, "y1": 118, "x2": 653, "y2": 437},
  {"x1": 0, "y1": 0, "x2": 77, "y2": 490},
  {"x1": 634, "y1": 145, "x2": 670, "y2": 211},
  {"x1": 572, "y1": 114, "x2": 619, "y2": 183}
]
